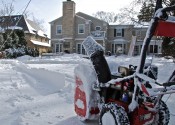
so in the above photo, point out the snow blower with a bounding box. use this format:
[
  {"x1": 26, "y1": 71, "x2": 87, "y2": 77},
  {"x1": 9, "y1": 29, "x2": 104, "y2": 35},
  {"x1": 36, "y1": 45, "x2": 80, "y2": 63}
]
[{"x1": 74, "y1": 0, "x2": 175, "y2": 124}]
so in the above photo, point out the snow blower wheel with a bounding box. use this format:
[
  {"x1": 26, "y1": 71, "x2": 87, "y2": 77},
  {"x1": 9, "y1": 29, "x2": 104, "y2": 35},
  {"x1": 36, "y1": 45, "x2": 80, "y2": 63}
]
[
  {"x1": 99, "y1": 103, "x2": 130, "y2": 125},
  {"x1": 154, "y1": 100, "x2": 170, "y2": 125}
]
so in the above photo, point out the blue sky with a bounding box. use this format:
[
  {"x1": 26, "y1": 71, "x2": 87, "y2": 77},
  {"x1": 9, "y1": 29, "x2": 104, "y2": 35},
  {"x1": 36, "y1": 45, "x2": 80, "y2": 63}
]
[{"x1": 4, "y1": 0, "x2": 133, "y2": 36}]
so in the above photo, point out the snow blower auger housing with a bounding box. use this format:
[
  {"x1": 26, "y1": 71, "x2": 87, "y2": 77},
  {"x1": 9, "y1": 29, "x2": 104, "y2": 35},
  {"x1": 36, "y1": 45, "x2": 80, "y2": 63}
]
[{"x1": 74, "y1": 0, "x2": 175, "y2": 124}]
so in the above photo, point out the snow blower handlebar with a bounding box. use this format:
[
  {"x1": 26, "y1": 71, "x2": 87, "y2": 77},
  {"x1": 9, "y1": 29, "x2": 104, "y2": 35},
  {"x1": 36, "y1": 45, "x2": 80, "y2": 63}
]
[
  {"x1": 136, "y1": 73, "x2": 175, "y2": 97},
  {"x1": 162, "y1": 82, "x2": 175, "y2": 87}
]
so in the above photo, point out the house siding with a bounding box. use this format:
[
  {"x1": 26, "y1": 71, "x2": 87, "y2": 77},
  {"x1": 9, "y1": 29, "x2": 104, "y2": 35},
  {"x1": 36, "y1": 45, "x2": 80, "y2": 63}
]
[
  {"x1": 75, "y1": 16, "x2": 89, "y2": 38},
  {"x1": 50, "y1": 18, "x2": 63, "y2": 39},
  {"x1": 25, "y1": 34, "x2": 51, "y2": 54}
]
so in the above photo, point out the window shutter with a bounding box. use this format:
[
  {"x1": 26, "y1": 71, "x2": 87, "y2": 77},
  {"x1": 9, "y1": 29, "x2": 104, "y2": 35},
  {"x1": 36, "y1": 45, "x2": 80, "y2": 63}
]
[
  {"x1": 122, "y1": 29, "x2": 124, "y2": 37},
  {"x1": 114, "y1": 29, "x2": 116, "y2": 37}
]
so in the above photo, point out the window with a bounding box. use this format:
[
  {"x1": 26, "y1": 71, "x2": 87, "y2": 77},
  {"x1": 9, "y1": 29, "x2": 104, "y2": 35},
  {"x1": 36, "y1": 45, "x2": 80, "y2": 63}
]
[
  {"x1": 114, "y1": 28, "x2": 124, "y2": 37},
  {"x1": 114, "y1": 29, "x2": 116, "y2": 37},
  {"x1": 95, "y1": 26, "x2": 101, "y2": 31},
  {"x1": 117, "y1": 29, "x2": 122, "y2": 37},
  {"x1": 112, "y1": 44, "x2": 114, "y2": 53},
  {"x1": 134, "y1": 45, "x2": 139, "y2": 55},
  {"x1": 150, "y1": 45, "x2": 154, "y2": 53},
  {"x1": 150, "y1": 45, "x2": 158, "y2": 54},
  {"x1": 154, "y1": 45, "x2": 158, "y2": 53},
  {"x1": 78, "y1": 24, "x2": 85, "y2": 34},
  {"x1": 55, "y1": 43, "x2": 63, "y2": 53},
  {"x1": 77, "y1": 44, "x2": 81, "y2": 54},
  {"x1": 56, "y1": 25, "x2": 62, "y2": 35},
  {"x1": 82, "y1": 46, "x2": 85, "y2": 54},
  {"x1": 77, "y1": 43, "x2": 86, "y2": 54}
]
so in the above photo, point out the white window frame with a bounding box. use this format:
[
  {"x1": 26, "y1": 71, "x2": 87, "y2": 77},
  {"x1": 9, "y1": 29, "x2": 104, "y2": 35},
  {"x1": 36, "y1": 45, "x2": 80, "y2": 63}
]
[
  {"x1": 78, "y1": 24, "x2": 85, "y2": 34},
  {"x1": 95, "y1": 26, "x2": 101, "y2": 31},
  {"x1": 77, "y1": 43, "x2": 86, "y2": 54},
  {"x1": 116, "y1": 28, "x2": 122, "y2": 37},
  {"x1": 56, "y1": 25, "x2": 62, "y2": 35},
  {"x1": 149, "y1": 45, "x2": 158, "y2": 54},
  {"x1": 55, "y1": 43, "x2": 63, "y2": 53}
]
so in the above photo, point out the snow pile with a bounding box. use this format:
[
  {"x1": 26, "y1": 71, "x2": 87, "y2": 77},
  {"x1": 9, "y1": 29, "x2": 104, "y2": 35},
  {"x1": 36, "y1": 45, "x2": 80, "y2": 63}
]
[{"x1": 0, "y1": 54, "x2": 175, "y2": 125}]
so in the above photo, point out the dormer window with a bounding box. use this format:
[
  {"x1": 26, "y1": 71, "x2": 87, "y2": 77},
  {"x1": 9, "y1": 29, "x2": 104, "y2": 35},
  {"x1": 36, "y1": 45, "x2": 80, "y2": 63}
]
[
  {"x1": 95, "y1": 26, "x2": 101, "y2": 31},
  {"x1": 33, "y1": 30, "x2": 37, "y2": 34}
]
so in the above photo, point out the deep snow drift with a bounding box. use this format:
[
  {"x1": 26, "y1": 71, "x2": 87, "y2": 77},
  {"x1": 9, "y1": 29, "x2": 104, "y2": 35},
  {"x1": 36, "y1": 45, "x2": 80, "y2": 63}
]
[{"x1": 0, "y1": 54, "x2": 175, "y2": 125}]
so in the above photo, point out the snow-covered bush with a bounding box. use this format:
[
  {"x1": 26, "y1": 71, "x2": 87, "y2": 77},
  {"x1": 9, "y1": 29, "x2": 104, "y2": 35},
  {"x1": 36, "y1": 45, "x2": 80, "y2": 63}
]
[
  {"x1": 4, "y1": 46, "x2": 39, "y2": 58},
  {"x1": 5, "y1": 47, "x2": 25, "y2": 58},
  {"x1": 0, "y1": 29, "x2": 39, "y2": 58}
]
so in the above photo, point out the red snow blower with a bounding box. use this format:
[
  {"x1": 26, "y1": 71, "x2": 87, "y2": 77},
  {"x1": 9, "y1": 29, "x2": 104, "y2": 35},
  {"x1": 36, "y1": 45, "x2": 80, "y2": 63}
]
[{"x1": 74, "y1": 0, "x2": 175, "y2": 124}]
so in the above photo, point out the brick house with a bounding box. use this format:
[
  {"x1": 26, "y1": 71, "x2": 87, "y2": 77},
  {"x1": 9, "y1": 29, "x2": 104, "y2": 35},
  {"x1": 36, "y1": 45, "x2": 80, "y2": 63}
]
[
  {"x1": 0, "y1": 15, "x2": 51, "y2": 55},
  {"x1": 50, "y1": 0, "x2": 162, "y2": 55}
]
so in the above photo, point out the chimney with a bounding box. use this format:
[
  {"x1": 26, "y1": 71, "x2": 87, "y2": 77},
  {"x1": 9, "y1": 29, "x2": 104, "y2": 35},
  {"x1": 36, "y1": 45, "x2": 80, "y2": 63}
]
[
  {"x1": 63, "y1": 0, "x2": 75, "y2": 17},
  {"x1": 62, "y1": 0, "x2": 75, "y2": 40}
]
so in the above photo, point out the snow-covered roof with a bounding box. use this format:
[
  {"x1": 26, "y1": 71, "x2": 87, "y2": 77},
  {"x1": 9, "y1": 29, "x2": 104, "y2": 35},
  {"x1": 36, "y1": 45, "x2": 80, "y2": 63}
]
[
  {"x1": 31, "y1": 40, "x2": 51, "y2": 47},
  {"x1": 75, "y1": 15, "x2": 89, "y2": 22},
  {"x1": 25, "y1": 18, "x2": 47, "y2": 38},
  {"x1": 0, "y1": 15, "x2": 48, "y2": 38},
  {"x1": 134, "y1": 22, "x2": 149, "y2": 28},
  {"x1": 25, "y1": 18, "x2": 36, "y2": 35},
  {"x1": 8, "y1": 26, "x2": 23, "y2": 30},
  {"x1": 0, "y1": 26, "x2": 23, "y2": 33},
  {"x1": 49, "y1": 17, "x2": 62, "y2": 24},
  {"x1": 76, "y1": 12, "x2": 108, "y2": 24},
  {"x1": 109, "y1": 22, "x2": 129, "y2": 25}
]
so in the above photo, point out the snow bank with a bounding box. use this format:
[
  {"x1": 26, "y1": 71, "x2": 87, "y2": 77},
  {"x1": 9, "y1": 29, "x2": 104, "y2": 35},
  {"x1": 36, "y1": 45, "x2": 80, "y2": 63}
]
[
  {"x1": 0, "y1": 54, "x2": 175, "y2": 125},
  {"x1": 1, "y1": 60, "x2": 65, "y2": 95}
]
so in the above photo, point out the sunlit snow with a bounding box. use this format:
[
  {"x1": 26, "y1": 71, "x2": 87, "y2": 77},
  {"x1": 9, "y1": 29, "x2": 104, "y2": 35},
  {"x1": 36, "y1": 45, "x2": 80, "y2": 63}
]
[{"x1": 0, "y1": 54, "x2": 175, "y2": 125}]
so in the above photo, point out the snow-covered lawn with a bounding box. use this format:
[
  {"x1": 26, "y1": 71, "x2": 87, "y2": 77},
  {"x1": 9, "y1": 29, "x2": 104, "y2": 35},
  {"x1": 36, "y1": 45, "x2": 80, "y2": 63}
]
[{"x1": 0, "y1": 54, "x2": 175, "y2": 125}]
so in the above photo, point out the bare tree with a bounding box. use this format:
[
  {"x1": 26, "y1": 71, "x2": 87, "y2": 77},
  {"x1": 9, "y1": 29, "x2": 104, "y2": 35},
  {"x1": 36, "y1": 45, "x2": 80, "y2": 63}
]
[
  {"x1": 0, "y1": 0, "x2": 46, "y2": 32},
  {"x1": 93, "y1": 11, "x2": 118, "y2": 23},
  {"x1": 117, "y1": 7, "x2": 139, "y2": 25},
  {"x1": 0, "y1": 0, "x2": 15, "y2": 16},
  {"x1": 32, "y1": 15, "x2": 46, "y2": 32},
  {"x1": 115, "y1": 0, "x2": 174, "y2": 25}
]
